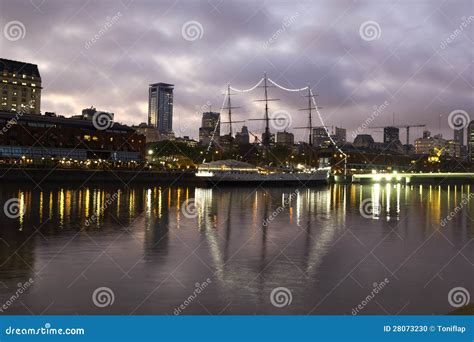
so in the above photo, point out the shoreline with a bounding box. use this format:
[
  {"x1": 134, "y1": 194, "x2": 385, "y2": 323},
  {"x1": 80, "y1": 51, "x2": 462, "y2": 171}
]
[{"x1": 1, "y1": 167, "x2": 473, "y2": 186}]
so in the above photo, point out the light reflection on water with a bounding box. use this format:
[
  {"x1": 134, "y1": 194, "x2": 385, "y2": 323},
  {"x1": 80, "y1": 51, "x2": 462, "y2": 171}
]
[{"x1": 0, "y1": 183, "x2": 472, "y2": 314}]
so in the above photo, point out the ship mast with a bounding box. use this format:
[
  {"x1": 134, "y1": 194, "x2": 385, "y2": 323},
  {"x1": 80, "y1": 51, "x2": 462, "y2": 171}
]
[
  {"x1": 295, "y1": 86, "x2": 318, "y2": 146},
  {"x1": 248, "y1": 73, "x2": 280, "y2": 157},
  {"x1": 221, "y1": 84, "x2": 244, "y2": 153}
]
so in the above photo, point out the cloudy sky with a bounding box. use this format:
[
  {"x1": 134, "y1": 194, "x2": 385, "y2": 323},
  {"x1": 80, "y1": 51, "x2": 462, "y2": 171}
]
[{"x1": 0, "y1": 0, "x2": 472, "y2": 142}]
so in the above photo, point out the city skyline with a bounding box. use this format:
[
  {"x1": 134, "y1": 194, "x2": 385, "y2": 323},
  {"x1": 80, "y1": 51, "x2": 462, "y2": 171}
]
[{"x1": 0, "y1": 0, "x2": 472, "y2": 142}]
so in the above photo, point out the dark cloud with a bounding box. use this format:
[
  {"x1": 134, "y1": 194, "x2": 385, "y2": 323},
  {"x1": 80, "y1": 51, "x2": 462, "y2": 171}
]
[{"x1": 0, "y1": 0, "x2": 472, "y2": 142}]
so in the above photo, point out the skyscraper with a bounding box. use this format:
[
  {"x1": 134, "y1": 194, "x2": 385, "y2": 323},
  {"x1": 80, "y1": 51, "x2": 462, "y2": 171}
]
[
  {"x1": 468, "y1": 121, "x2": 474, "y2": 162},
  {"x1": 383, "y1": 126, "x2": 400, "y2": 145},
  {"x1": 148, "y1": 83, "x2": 174, "y2": 132},
  {"x1": 454, "y1": 127, "x2": 464, "y2": 146}
]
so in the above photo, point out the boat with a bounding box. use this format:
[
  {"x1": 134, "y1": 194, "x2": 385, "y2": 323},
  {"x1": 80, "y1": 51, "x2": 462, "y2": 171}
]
[{"x1": 196, "y1": 160, "x2": 330, "y2": 186}]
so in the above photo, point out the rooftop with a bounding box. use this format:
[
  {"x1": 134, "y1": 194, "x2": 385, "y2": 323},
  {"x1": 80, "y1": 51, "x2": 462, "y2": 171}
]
[
  {"x1": 149, "y1": 83, "x2": 174, "y2": 88},
  {"x1": 0, "y1": 58, "x2": 41, "y2": 78},
  {"x1": 0, "y1": 111, "x2": 134, "y2": 132}
]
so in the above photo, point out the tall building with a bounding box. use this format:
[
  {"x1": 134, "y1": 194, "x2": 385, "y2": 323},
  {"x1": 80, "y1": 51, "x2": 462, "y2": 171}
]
[
  {"x1": 0, "y1": 58, "x2": 41, "y2": 114},
  {"x1": 454, "y1": 128, "x2": 464, "y2": 146},
  {"x1": 445, "y1": 140, "x2": 461, "y2": 158},
  {"x1": 199, "y1": 111, "x2": 220, "y2": 145},
  {"x1": 333, "y1": 127, "x2": 346, "y2": 145},
  {"x1": 312, "y1": 127, "x2": 331, "y2": 148},
  {"x1": 383, "y1": 126, "x2": 400, "y2": 145},
  {"x1": 276, "y1": 131, "x2": 294, "y2": 147},
  {"x1": 468, "y1": 121, "x2": 474, "y2": 162},
  {"x1": 235, "y1": 126, "x2": 250, "y2": 145},
  {"x1": 148, "y1": 83, "x2": 173, "y2": 132}
]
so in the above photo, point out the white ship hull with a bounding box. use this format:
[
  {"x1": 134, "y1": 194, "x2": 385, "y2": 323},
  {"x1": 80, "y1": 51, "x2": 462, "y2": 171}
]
[{"x1": 196, "y1": 169, "x2": 329, "y2": 185}]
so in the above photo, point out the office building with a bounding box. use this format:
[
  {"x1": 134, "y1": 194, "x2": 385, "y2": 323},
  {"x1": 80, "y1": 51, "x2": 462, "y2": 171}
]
[
  {"x1": 414, "y1": 131, "x2": 446, "y2": 155},
  {"x1": 199, "y1": 111, "x2": 220, "y2": 145},
  {"x1": 454, "y1": 128, "x2": 464, "y2": 146},
  {"x1": 235, "y1": 126, "x2": 250, "y2": 145},
  {"x1": 0, "y1": 111, "x2": 145, "y2": 161},
  {"x1": 312, "y1": 127, "x2": 331, "y2": 148},
  {"x1": 445, "y1": 140, "x2": 461, "y2": 158},
  {"x1": 276, "y1": 131, "x2": 294, "y2": 147},
  {"x1": 148, "y1": 83, "x2": 174, "y2": 132},
  {"x1": 383, "y1": 126, "x2": 400, "y2": 145},
  {"x1": 333, "y1": 127, "x2": 346, "y2": 145},
  {"x1": 0, "y1": 58, "x2": 41, "y2": 114},
  {"x1": 468, "y1": 121, "x2": 474, "y2": 162}
]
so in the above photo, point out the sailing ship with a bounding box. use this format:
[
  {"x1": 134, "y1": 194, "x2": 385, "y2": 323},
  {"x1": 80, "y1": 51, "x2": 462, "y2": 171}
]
[{"x1": 195, "y1": 73, "x2": 332, "y2": 185}]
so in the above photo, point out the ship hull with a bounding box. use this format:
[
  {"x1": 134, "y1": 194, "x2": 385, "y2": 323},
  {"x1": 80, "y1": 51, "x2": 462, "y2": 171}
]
[{"x1": 197, "y1": 171, "x2": 329, "y2": 186}]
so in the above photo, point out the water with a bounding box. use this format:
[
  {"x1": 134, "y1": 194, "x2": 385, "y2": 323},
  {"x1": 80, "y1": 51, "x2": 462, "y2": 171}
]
[{"x1": 0, "y1": 183, "x2": 472, "y2": 315}]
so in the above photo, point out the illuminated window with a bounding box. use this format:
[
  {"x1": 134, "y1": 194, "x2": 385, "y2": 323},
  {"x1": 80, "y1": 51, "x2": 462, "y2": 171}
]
[
  {"x1": 109, "y1": 137, "x2": 113, "y2": 141},
  {"x1": 84, "y1": 135, "x2": 91, "y2": 141},
  {"x1": 92, "y1": 136, "x2": 99, "y2": 141}
]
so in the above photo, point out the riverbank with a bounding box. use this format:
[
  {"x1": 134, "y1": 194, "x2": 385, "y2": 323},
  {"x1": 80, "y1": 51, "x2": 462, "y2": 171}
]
[{"x1": 0, "y1": 166, "x2": 205, "y2": 186}]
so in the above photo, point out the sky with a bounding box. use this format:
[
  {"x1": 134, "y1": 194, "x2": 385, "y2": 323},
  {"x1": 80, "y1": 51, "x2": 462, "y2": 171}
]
[{"x1": 0, "y1": 0, "x2": 472, "y2": 143}]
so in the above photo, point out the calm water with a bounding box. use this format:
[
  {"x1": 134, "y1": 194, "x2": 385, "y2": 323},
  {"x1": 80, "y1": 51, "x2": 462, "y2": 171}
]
[{"x1": 0, "y1": 183, "x2": 473, "y2": 315}]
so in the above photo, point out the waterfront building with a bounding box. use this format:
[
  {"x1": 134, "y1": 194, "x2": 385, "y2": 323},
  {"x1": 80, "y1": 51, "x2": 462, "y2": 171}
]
[
  {"x1": 276, "y1": 131, "x2": 294, "y2": 147},
  {"x1": 0, "y1": 58, "x2": 41, "y2": 114},
  {"x1": 0, "y1": 111, "x2": 144, "y2": 161},
  {"x1": 383, "y1": 126, "x2": 400, "y2": 145},
  {"x1": 353, "y1": 134, "x2": 375, "y2": 148},
  {"x1": 414, "y1": 131, "x2": 446, "y2": 155},
  {"x1": 468, "y1": 121, "x2": 474, "y2": 162},
  {"x1": 312, "y1": 127, "x2": 331, "y2": 148},
  {"x1": 148, "y1": 83, "x2": 174, "y2": 133},
  {"x1": 333, "y1": 127, "x2": 346, "y2": 145},
  {"x1": 454, "y1": 127, "x2": 464, "y2": 146},
  {"x1": 445, "y1": 140, "x2": 461, "y2": 158},
  {"x1": 175, "y1": 136, "x2": 198, "y2": 147},
  {"x1": 235, "y1": 126, "x2": 250, "y2": 145},
  {"x1": 199, "y1": 111, "x2": 220, "y2": 145},
  {"x1": 133, "y1": 122, "x2": 175, "y2": 143}
]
